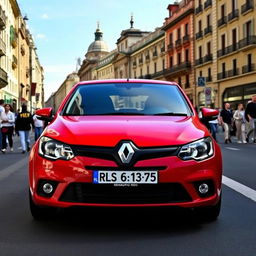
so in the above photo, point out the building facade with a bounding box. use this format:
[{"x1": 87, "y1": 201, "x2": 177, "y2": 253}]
[
  {"x1": 162, "y1": 0, "x2": 196, "y2": 105},
  {"x1": 216, "y1": 0, "x2": 256, "y2": 108},
  {"x1": 0, "y1": 0, "x2": 44, "y2": 111},
  {"x1": 129, "y1": 28, "x2": 166, "y2": 80}
]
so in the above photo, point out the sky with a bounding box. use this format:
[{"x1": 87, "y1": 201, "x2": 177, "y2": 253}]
[{"x1": 17, "y1": 0, "x2": 174, "y2": 100}]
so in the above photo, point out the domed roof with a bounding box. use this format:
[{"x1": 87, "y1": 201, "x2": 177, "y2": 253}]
[
  {"x1": 87, "y1": 40, "x2": 109, "y2": 53},
  {"x1": 87, "y1": 25, "x2": 109, "y2": 53}
]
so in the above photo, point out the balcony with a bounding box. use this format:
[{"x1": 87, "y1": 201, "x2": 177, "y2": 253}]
[
  {"x1": 204, "y1": 54, "x2": 213, "y2": 63},
  {"x1": 241, "y1": 0, "x2": 254, "y2": 14},
  {"x1": 164, "y1": 61, "x2": 191, "y2": 76},
  {"x1": 151, "y1": 69, "x2": 166, "y2": 79},
  {"x1": 242, "y1": 64, "x2": 255, "y2": 74},
  {"x1": 183, "y1": 35, "x2": 190, "y2": 44},
  {"x1": 195, "y1": 5, "x2": 203, "y2": 15},
  {"x1": 153, "y1": 51, "x2": 158, "y2": 58},
  {"x1": 195, "y1": 58, "x2": 203, "y2": 66},
  {"x1": 175, "y1": 39, "x2": 182, "y2": 48},
  {"x1": 228, "y1": 9, "x2": 239, "y2": 22},
  {"x1": 0, "y1": 5, "x2": 7, "y2": 30},
  {"x1": 217, "y1": 43, "x2": 239, "y2": 57},
  {"x1": 239, "y1": 35, "x2": 256, "y2": 50},
  {"x1": 217, "y1": 16, "x2": 227, "y2": 27},
  {"x1": 0, "y1": 67, "x2": 8, "y2": 89},
  {"x1": 227, "y1": 68, "x2": 240, "y2": 77},
  {"x1": 217, "y1": 71, "x2": 228, "y2": 80},
  {"x1": 206, "y1": 76, "x2": 212, "y2": 82},
  {"x1": 204, "y1": 26, "x2": 212, "y2": 36},
  {"x1": 12, "y1": 55, "x2": 17, "y2": 69},
  {"x1": 167, "y1": 43, "x2": 174, "y2": 51},
  {"x1": 0, "y1": 37, "x2": 6, "y2": 56},
  {"x1": 196, "y1": 31, "x2": 203, "y2": 40},
  {"x1": 204, "y1": 0, "x2": 212, "y2": 9}
]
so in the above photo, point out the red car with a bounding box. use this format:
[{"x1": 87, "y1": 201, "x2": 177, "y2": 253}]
[{"x1": 29, "y1": 79, "x2": 222, "y2": 221}]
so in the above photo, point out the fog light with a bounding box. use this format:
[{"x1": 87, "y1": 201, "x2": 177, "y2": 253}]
[
  {"x1": 42, "y1": 183, "x2": 54, "y2": 194},
  {"x1": 198, "y1": 183, "x2": 209, "y2": 194}
]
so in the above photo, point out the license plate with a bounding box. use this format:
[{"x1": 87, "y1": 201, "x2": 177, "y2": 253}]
[{"x1": 93, "y1": 171, "x2": 158, "y2": 184}]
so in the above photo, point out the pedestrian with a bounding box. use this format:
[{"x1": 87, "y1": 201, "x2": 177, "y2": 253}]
[
  {"x1": 219, "y1": 103, "x2": 233, "y2": 144},
  {"x1": 33, "y1": 108, "x2": 44, "y2": 141},
  {"x1": 15, "y1": 104, "x2": 34, "y2": 153},
  {"x1": 0, "y1": 99, "x2": 5, "y2": 151},
  {"x1": 0, "y1": 104, "x2": 15, "y2": 153},
  {"x1": 233, "y1": 103, "x2": 247, "y2": 143},
  {"x1": 245, "y1": 95, "x2": 256, "y2": 143}
]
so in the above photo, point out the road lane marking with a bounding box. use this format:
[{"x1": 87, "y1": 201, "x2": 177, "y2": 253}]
[
  {"x1": 0, "y1": 158, "x2": 27, "y2": 181},
  {"x1": 225, "y1": 147, "x2": 240, "y2": 151},
  {"x1": 223, "y1": 175, "x2": 256, "y2": 202}
]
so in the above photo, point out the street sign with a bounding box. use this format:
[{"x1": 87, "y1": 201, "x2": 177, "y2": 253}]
[
  {"x1": 204, "y1": 87, "x2": 212, "y2": 105},
  {"x1": 198, "y1": 76, "x2": 206, "y2": 87}
]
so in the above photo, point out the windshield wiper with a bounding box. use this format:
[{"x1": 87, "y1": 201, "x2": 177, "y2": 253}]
[{"x1": 153, "y1": 112, "x2": 188, "y2": 116}]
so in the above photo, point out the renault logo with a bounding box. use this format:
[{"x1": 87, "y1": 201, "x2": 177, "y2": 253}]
[{"x1": 118, "y1": 142, "x2": 135, "y2": 164}]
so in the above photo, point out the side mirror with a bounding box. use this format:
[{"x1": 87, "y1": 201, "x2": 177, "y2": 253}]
[
  {"x1": 200, "y1": 107, "x2": 219, "y2": 121},
  {"x1": 36, "y1": 107, "x2": 54, "y2": 122}
]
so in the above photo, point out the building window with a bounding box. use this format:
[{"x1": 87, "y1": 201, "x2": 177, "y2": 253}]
[
  {"x1": 170, "y1": 56, "x2": 173, "y2": 67},
  {"x1": 199, "y1": 70, "x2": 203, "y2": 77},
  {"x1": 207, "y1": 41, "x2": 211, "y2": 55},
  {"x1": 221, "y1": 34, "x2": 226, "y2": 51},
  {"x1": 185, "y1": 49, "x2": 189, "y2": 62},
  {"x1": 247, "y1": 54, "x2": 252, "y2": 71},
  {"x1": 177, "y1": 53, "x2": 181, "y2": 65},
  {"x1": 147, "y1": 65, "x2": 149, "y2": 74},
  {"x1": 199, "y1": 46, "x2": 202, "y2": 59},
  {"x1": 245, "y1": 20, "x2": 252, "y2": 38},
  {"x1": 169, "y1": 33, "x2": 173, "y2": 44},
  {"x1": 154, "y1": 62, "x2": 157, "y2": 73},
  {"x1": 162, "y1": 59, "x2": 165, "y2": 70},
  {"x1": 140, "y1": 68, "x2": 142, "y2": 77},
  {"x1": 207, "y1": 14, "x2": 211, "y2": 27},
  {"x1": 185, "y1": 23, "x2": 189, "y2": 35},
  {"x1": 185, "y1": 74, "x2": 190, "y2": 88},
  {"x1": 198, "y1": 20, "x2": 202, "y2": 32},
  {"x1": 208, "y1": 68, "x2": 212, "y2": 81},
  {"x1": 222, "y1": 62, "x2": 226, "y2": 78},
  {"x1": 134, "y1": 70, "x2": 136, "y2": 78},
  {"x1": 178, "y1": 77, "x2": 182, "y2": 87},
  {"x1": 177, "y1": 28, "x2": 181, "y2": 40}
]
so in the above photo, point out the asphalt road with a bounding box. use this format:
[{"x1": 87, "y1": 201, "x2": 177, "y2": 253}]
[{"x1": 0, "y1": 134, "x2": 256, "y2": 256}]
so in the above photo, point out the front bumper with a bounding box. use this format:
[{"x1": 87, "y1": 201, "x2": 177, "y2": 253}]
[{"x1": 29, "y1": 144, "x2": 222, "y2": 208}]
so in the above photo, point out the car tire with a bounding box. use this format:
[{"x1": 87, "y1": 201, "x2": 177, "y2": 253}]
[
  {"x1": 194, "y1": 194, "x2": 222, "y2": 222},
  {"x1": 29, "y1": 190, "x2": 58, "y2": 220}
]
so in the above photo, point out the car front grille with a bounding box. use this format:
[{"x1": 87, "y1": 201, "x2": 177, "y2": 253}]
[{"x1": 59, "y1": 183, "x2": 192, "y2": 204}]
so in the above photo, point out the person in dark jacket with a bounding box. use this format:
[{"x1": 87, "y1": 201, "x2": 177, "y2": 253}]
[{"x1": 15, "y1": 104, "x2": 34, "y2": 153}]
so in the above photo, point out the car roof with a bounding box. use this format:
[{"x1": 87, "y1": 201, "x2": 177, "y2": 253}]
[{"x1": 76, "y1": 79, "x2": 179, "y2": 87}]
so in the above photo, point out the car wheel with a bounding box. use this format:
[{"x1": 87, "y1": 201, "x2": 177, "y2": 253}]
[
  {"x1": 29, "y1": 190, "x2": 58, "y2": 220},
  {"x1": 194, "y1": 194, "x2": 222, "y2": 222}
]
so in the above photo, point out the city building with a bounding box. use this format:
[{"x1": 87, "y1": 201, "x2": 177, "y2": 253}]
[
  {"x1": 78, "y1": 24, "x2": 109, "y2": 81},
  {"x1": 129, "y1": 27, "x2": 165, "y2": 80},
  {"x1": 216, "y1": 0, "x2": 256, "y2": 108},
  {"x1": 162, "y1": 0, "x2": 196, "y2": 105},
  {"x1": 45, "y1": 72, "x2": 79, "y2": 113},
  {"x1": 194, "y1": 0, "x2": 218, "y2": 108},
  {"x1": 0, "y1": 0, "x2": 44, "y2": 111}
]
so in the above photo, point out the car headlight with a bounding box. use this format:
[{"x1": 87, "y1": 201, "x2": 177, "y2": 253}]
[
  {"x1": 39, "y1": 136, "x2": 74, "y2": 160},
  {"x1": 178, "y1": 137, "x2": 214, "y2": 161}
]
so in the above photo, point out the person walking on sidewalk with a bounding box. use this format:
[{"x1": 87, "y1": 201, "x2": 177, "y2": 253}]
[
  {"x1": 220, "y1": 103, "x2": 233, "y2": 144},
  {"x1": 233, "y1": 103, "x2": 247, "y2": 143},
  {"x1": 15, "y1": 104, "x2": 34, "y2": 153},
  {"x1": 245, "y1": 95, "x2": 256, "y2": 143},
  {"x1": 0, "y1": 104, "x2": 15, "y2": 153},
  {"x1": 0, "y1": 99, "x2": 5, "y2": 151},
  {"x1": 33, "y1": 108, "x2": 44, "y2": 141}
]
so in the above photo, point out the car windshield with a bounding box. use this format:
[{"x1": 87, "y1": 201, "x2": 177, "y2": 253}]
[{"x1": 62, "y1": 83, "x2": 192, "y2": 116}]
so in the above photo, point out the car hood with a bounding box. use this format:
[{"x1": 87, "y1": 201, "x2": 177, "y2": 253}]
[{"x1": 44, "y1": 115, "x2": 209, "y2": 147}]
